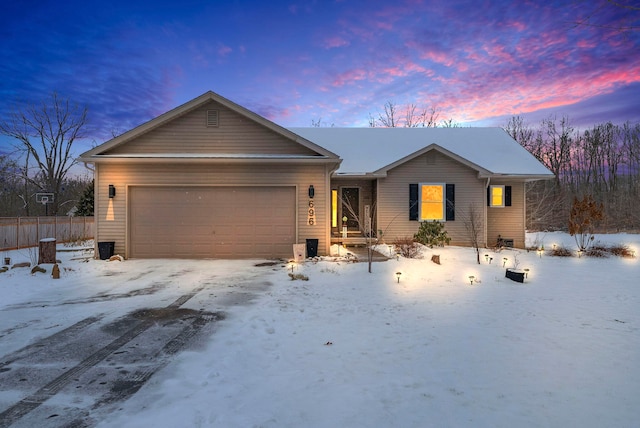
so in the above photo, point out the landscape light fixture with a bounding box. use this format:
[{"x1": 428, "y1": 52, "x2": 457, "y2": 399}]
[
  {"x1": 484, "y1": 254, "x2": 489, "y2": 262},
  {"x1": 468, "y1": 275, "x2": 475, "y2": 285},
  {"x1": 537, "y1": 248, "x2": 544, "y2": 258},
  {"x1": 308, "y1": 185, "x2": 315, "y2": 199},
  {"x1": 396, "y1": 271, "x2": 402, "y2": 283},
  {"x1": 502, "y1": 257, "x2": 508, "y2": 268},
  {"x1": 108, "y1": 184, "x2": 116, "y2": 199},
  {"x1": 524, "y1": 268, "x2": 530, "y2": 279}
]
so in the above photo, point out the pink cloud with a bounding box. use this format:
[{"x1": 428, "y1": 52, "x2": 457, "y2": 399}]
[
  {"x1": 505, "y1": 20, "x2": 527, "y2": 32},
  {"x1": 218, "y1": 44, "x2": 232, "y2": 57},
  {"x1": 576, "y1": 39, "x2": 597, "y2": 49},
  {"x1": 332, "y1": 68, "x2": 369, "y2": 87},
  {"x1": 425, "y1": 51, "x2": 454, "y2": 66},
  {"x1": 436, "y1": 62, "x2": 640, "y2": 123},
  {"x1": 323, "y1": 36, "x2": 350, "y2": 49},
  {"x1": 382, "y1": 61, "x2": 431, "y2": 78}
]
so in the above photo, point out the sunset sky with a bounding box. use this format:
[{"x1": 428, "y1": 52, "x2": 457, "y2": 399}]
[{"x1": 1, "y1": 0, "x2": 639, "y2": 154}]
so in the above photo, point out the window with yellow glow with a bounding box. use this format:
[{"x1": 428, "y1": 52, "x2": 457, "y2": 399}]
[
  {"x1": 490, "y1": 185, "x2": 505, "y2": 207},
  {"x1": 419, "y1": 183, "x2": 444, "y2": 221},
  {"x1": 331, "y1": 189, "x2": 338, "y2": 227}
]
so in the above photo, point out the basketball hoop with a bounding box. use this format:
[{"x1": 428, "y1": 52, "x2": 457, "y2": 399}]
[
  {"x1": 36, "y1": 193, "x2": 55, "y2": 204},
  {"x1": 35, "y1": 193, "x2": 54, "y2": 215}
]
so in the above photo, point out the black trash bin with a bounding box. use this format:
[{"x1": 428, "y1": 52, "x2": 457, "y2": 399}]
[
  {"x1": 306, "y1": 238, "x2": 319, "y2": 258},
  {"x1": 98, "y1": 241, "x2": 115, "y2": 260}
]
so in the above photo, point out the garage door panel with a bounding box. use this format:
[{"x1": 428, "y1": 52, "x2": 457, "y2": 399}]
[{"x1": 130, "y1": 186, "x2": 296, "y2": 258}]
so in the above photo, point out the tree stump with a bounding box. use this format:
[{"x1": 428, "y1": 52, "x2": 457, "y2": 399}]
[{"x1": 38, "y1": 238, "x2": 57, "y2": 264}]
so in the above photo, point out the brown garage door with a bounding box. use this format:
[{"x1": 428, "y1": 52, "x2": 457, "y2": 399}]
[{"x1": 129, "y1": 186, "x2": 296, "y2": 258}]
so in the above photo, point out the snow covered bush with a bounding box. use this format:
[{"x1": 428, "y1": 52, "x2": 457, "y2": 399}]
[
  {"x1": 549, "y1": 245, "x2": 573, "y2": 257},
  {"x1": 607, "y1": 244, "x2": 635, "y2": 258},
  {"x1": 414, "y1": 221, "x2": 450, "y2": 248},
  {"x1": 392, "y1": 237, "x2": 421, "y2": 259}
]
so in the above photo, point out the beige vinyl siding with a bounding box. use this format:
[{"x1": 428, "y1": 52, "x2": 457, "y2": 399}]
[
  {"x1": 377, "y1": 151, "x2": 486, "y2": 246},
  {"x1": 104, "y1": 101, "x2": 319, "y2": 156},
  {"x1": 95, "y1": 162, "x2": 328, "y2": 258},
  {"x1": 487, "y1": 180, "x2": 526, "y2": 248}
]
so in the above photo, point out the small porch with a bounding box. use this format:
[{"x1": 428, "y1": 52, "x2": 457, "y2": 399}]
[
  {"x1": 330, "y1": 234, "x2": 370, "y2": 246},
  {"x1": 330, "y1": 177, "x2": 377, "y2": 247}
]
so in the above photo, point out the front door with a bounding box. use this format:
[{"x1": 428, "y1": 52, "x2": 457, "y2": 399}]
[{"x1": 341, "y1": 187, "x2": 360, "y2": 230}]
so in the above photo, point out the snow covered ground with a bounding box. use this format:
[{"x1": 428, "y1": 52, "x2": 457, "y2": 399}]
[{"x1": 1, "y1": 232, "x2": 639, "y2": 427}]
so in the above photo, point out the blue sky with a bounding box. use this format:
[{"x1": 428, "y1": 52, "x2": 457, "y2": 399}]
[{"x1": 1, "y1": 0, "x2": 639, "y2": 155}]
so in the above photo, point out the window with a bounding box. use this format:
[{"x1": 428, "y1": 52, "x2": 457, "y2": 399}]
[
  {"x1": 490, "y1": 185, "x2": 504, "y2": 207},
  {"x1": 410, "y1": 183, "x2": 455, "y2": 221},
  {"x1": 420, "y1": 183, "x2": 445, "y2": 221},
  {"x1": 331, "y1": 189, "x2": 338, "y2": 227},
  {"x1": 488, "y1": 185, "x2": 512, "y2": 207}
]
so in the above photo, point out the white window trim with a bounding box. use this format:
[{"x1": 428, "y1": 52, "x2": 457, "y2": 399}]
[
  {"x1": 419, "y1": 182, "x2": 446, "y2": 222},
  {"x1": 490, "y1": 185, "x2": 505, "y2": 208}
]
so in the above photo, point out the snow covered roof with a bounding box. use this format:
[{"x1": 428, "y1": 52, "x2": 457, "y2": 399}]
[{"x1": 289, "y1": 127, "x2": 554, "y2": 179}]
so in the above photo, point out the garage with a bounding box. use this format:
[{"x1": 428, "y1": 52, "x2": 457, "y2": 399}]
[{"x1": 129, "y1": 186, "x2": 296, "y2": 259}]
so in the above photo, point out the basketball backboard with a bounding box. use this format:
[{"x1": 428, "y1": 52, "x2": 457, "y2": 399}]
[{"x1": 36, "y1": 193, "x2": 54, "y2": 204}]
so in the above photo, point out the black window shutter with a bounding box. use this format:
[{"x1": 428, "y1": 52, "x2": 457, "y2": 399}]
[
  {"x1": 409, "y1": 184, "x2": 418, "y2": 220},
  {"x1": 445, "y1": 184, "x2": 455, "y2": 221},
  {"x1": 487, "y1": 186, "x2": 490, "y2": 206},
  {"x1": 505, "y1": 186, "x2": 512, "y2": 206}
]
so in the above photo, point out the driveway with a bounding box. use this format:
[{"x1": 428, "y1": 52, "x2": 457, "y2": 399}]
[{"x1": 0, "y1": 258, "x2": 281, "y2": 427}]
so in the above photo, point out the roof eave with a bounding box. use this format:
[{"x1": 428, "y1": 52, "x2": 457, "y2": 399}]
[
  {"x1": 78, "y1": 155, "x2": 341, "y2": 165},
  {"x1": 331, "y1": 172, "x2": 383, "y2": 179},
  {"x1": 479, "y1": 173, "x2": 556, "y2": 181}
]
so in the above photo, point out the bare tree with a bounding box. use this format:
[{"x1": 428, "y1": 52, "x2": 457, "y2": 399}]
[
  {"x1": 405, "y1": 104, "x2": 439, "y2": 127},
  {"x1": 462, "y1": 203, "x2": 483, "y2": 264},
  {"x1": 569, "y1": 195, "x2": 605, "y2": 251},
  {"x1": 340, "y1": 195, "x2": 377, "y2": 273},
  {"x1": 369, "y1": 101, "x2": 440, "y2": 128},
  {"x1": 0, "y1": 93, "x2": 88, "y2": 215},
  {"x1": 440, "y1": 118, "x2": 461, "y2": 128},
  {"x1": 311, "y1": 117, "x2": 334, "y2": 128},
  {"x1": 572, "y1": 0, "x2": 640, "y2": 34},
  {"x1": 504, "y1": 115, "x2": 536, "y2": 154}
]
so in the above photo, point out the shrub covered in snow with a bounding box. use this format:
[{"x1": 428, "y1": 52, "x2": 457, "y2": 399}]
[{"x1": 413, "y1": 221, "x2": 450, "y2": 248}]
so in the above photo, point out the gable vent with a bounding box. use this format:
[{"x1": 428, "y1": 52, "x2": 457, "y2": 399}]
[{"x1": 206, "y1": 110, "x2": 219, "y2": 127}]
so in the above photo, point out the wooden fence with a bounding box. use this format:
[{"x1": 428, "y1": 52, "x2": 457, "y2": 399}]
[{"x1": 0, "y1": 217, "x2": 95, "y2": 251}]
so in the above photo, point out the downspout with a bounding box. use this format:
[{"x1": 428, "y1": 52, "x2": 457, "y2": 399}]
[
  {"x1": 484, "y1": 177, "x2": 491, "y2": 248},
  {"x1": 93, "y1": 163, "x2": 100, "y2": 259}
]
